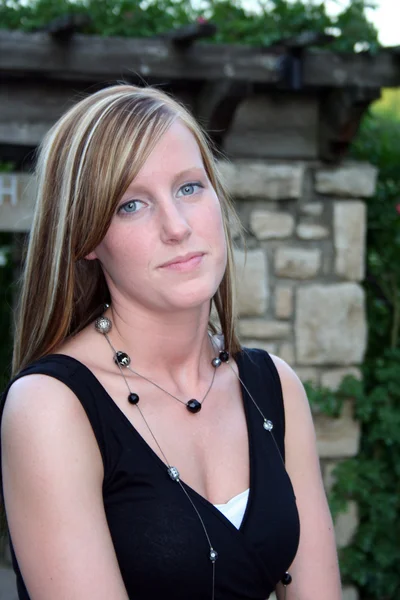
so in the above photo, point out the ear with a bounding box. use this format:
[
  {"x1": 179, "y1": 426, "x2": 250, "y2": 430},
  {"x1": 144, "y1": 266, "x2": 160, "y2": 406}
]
[{"x1": 84, "y1": 251, "x2": 98, "y2": 261}]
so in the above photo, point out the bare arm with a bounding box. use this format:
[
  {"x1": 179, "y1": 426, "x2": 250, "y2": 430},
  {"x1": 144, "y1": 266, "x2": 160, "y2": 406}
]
[
  {"x1": 1, "y1": 374, "x2": 130, "y2": 600},
  {"x1": 271, "y1": 356, "x2": 342, "y2": 600}
]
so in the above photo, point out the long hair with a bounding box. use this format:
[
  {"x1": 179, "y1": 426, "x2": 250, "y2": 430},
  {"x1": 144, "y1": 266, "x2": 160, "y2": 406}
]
[{"x1": 12, "y1": 84, "x2": 242, "y2": 376}]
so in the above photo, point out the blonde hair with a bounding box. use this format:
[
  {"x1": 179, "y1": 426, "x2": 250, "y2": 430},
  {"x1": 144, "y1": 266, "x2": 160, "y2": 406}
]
[{"x1": 12, "y1": 84, "x2": 242, "y2": 376}]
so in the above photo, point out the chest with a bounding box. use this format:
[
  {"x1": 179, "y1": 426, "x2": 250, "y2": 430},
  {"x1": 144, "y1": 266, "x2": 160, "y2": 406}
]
[
  {"x1": 98, "y1": 358, "x2": 301, "y2": 600},
  {"x1": 95, "y1": 363, "x2": 250, "y2": 504}
]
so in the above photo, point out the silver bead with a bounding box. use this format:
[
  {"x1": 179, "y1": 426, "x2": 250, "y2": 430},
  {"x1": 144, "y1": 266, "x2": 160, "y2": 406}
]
[
  {"x1": 211, "y1": 357, "x2": 222, "y2": 368},
  {"x1": 94, "y1": 316, "x2": 112, "y2": 334},
  {"x1": 167, "y1": 466, "x2": 180, "y2": 482},
  {"x1": 209, "y1": 548, "x2": 218, "y2": 562},
  {"x1": 263, "y1": 419, "x2": 273, "y2": 431}
]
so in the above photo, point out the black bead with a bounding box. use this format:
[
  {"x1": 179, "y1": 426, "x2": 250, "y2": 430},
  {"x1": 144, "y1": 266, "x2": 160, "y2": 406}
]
[
  {"x1": 219, "y1": 350, "x2": 230, "y2": 363},
  {"x1": 114, "y1": 351, "x2": 131, "y2": 367},
  {"x1": 187, "y1": 399, "x2": 202, "y2": 413},
  {"x1": 281, "y1": 572, "x2": 292, "y2": 586},
  {"x1": 128, "y1": 393, "x2": 139, "y2": 405}
]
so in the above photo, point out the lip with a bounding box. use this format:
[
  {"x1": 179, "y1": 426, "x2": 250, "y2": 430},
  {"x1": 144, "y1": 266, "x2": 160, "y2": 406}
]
[{"x1": 159, "y1": 251, "x2": 205, "y2": 269}]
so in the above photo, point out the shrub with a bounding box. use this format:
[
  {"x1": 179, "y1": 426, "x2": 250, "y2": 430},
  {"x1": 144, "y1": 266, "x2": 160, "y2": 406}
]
[{"x1": 0, "y1": 0, "x2": 379, "y2": 53}]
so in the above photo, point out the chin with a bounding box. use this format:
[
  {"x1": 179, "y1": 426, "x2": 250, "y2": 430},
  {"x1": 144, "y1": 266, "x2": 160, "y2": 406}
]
[{"x1": 164, "y1": 280, "x2": 220, "y2": 312}]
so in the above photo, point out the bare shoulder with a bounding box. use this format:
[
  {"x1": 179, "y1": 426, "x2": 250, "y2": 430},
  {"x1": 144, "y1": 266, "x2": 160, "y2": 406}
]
[
  {"x1": 1, "y1": 374, "x2": 129, "y2": 599},
  {"x1": 1, "y1": 373, "x2": 103, "y2": 482},
  {"x1": 4, "y1": 371, "x2": 82, "y2": 412},
  {"x1": 268, "y1": 353, "x2": 300, "y2": 383},
  {"x1": 4, "y1": 372, "x2": 84, "y2": 428},
  {"x1": 267, "y1": 353, "x2": 318, "y2": 475},
  {"x1": 268, "y1": 353, "x2": 310, "y2": 416}
]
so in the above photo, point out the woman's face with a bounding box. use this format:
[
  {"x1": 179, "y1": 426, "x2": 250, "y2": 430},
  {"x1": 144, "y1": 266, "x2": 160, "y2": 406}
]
[{"x1": 89, "y1": 120, "x2": 227, "y2": 315}]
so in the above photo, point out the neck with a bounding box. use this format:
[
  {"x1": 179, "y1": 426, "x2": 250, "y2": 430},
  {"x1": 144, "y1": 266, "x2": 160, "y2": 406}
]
[{"x1": 102, "y1": 300, "x2": 218, "y2": 388}]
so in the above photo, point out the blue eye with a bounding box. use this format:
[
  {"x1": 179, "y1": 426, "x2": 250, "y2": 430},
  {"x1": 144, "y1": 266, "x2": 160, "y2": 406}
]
[
  {"x1": 177, "y1": 182, "x2": 203, "y2": 197},
  {"x1": 118, "y1": 200, "x2": 144, "y2": 214}
]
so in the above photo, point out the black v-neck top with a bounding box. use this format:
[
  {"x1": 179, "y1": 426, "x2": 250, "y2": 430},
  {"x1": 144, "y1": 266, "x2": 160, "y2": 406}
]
[{"x1": 0, "y1": 348, "x2": 300, "y2": 600}]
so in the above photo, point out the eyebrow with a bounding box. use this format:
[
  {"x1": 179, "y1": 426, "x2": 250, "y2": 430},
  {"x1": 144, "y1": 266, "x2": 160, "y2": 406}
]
[
  {"x1": 122, "y1": 167, "x2": 207, "y2": 198},
  {"x1": 172, "y1": 167, "x2": 206, "y2": 185}
]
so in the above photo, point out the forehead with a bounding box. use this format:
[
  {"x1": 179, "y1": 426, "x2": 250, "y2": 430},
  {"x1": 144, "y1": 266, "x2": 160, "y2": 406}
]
[{"x1": 133, "y1": 120, "x2": 204, "y2": 182}]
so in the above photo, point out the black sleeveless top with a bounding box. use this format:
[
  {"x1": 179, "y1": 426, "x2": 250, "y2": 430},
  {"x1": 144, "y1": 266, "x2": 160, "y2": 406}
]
[{"x1": 0, "y1": 348, "x2": 300, "y2": 600}]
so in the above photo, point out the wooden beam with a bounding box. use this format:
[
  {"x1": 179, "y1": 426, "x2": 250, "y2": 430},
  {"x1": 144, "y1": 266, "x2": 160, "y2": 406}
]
[
  {"x1": 195, "y1": 80, "x2": 252, "y2": 145},
  {"x1": 0, "y1": 81, "x2": 88, "y2": 146},
  {"x1": 319, "y1": 87, "x2": 381, "y2": 162},
  {"x1": 1, "y1": 31, "x2": 399, "y2": 89},
  {"x1": 302, "y1": 50, "x2": 400, "y2": 89},
  {"x1": 0, "y1": 30, "x2": 284, "y2": 84}
]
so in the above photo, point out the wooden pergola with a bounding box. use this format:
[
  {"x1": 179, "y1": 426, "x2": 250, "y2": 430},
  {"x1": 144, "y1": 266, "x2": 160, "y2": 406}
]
[
  {"x1": 1, "y1": 28, "x2": 400, "y2": 161},
  {"x1": 1, "y1": 27, "x2": 400, "y2": 231}
]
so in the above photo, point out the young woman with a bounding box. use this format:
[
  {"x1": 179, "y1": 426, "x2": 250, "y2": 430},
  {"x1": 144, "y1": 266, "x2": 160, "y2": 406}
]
[{"x1": 0, "y1": 85, "x2": 342, "y2": 600}]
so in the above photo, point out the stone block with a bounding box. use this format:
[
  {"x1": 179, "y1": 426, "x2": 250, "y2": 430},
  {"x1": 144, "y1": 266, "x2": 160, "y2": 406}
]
[
  {"x1": 275, "y1": 247, "x2": 321, "y2": 279},
  {"x1": 300, "y1": 202, "x2": 323, "y2": 216},
  {"x1": 321, "y1": 367, "x2": 362, "y2": 391},
  {"x1": 297, "y1": 223, "x2": 329, "y2": 239},
  {"x1": 315, "y1": 163, "x2": 377, "y2": 198},
  {"x1": 279, "y1": 342, "x2": 295, "y2": 364},
  {"x1": 228, "y1": 211, "x2": 244, "y2": 240},
  {"x1": 334, "y1": 201, "x2": 366, "y2": 281},
  {"x1": 295, "y1": 284, "x2": 367, "y2": 365},
  {"x1": 323, "y1": 460, "x2": 339, "y2": 493},
  {"x1": 234, "y1": 249, "x2": 269, "y2": 316},
  {"x1": 343, "y1": 586, "x2": 359, "y2": 600},
  {"x1": 239, "y1": 319, "x2": 291, "y2": 339},
  {"x1": 218, "y1": 160, "x2": 305, "y2": 200},
  {"x1": 335, "y1": 501, "x2": 359, "y2": 548},
  {"x1": 275, "y1": 285, "x2": 294, "y2": 319},
  {"x1": 295, "y1": 367, "x2": 319, "y2": 386},
  {"x1": 315, "y1": 400, "x2": 361, "y2": 458},
  {"x1": 250, "y1": 209, "x2": 295, "y2": 240},
  {"x1": 242, "y1": 340, "x2": 277, "y2": 354},
  {"x1": 0, "y1": 566, "x2": 18, "y2": 599}
]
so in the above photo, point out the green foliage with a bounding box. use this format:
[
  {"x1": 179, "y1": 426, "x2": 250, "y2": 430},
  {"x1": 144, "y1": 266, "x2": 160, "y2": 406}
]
[
  {"x1": 372, "y1": 88, "x2": 400, "y2": 121},
  {"x1": 351, "y1": 115, "x2": 400, "y2": 353},
  {"x1": 308, "y1": 351, "x2": 400, "y2": 599},
  {"x1": 0, "y1": 0, "x2": 379, "y2": 53}
]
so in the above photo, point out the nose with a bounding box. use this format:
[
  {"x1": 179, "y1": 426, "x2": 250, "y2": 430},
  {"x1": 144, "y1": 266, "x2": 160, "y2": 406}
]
[{"x1": 159, "y1": 197, "x2": 192, "y2": 244}]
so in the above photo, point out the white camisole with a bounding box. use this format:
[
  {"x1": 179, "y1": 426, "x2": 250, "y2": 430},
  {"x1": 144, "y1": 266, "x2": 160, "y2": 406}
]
[{"x1": 213, "y1": 488, "x2": 250, "y2": 529}]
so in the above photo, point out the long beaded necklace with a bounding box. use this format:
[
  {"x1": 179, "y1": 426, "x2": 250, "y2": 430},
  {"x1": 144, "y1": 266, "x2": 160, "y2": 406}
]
[{"x1": 94, "y1": 314, "x2": 293, "y2": 599}]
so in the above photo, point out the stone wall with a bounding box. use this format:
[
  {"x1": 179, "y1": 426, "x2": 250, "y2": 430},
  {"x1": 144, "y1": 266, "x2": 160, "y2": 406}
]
[
  {"x1": 220, "y1": 158, "x2": 377, "y2": 586},
  {"x1": 0, "y1": 153, "x2": 378, "y2": 600}
]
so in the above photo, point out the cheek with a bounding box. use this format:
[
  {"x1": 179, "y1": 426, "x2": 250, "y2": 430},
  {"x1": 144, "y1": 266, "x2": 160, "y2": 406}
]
[{"x1": 96, "y1": 228, "x2": 151, "y2": 275}]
